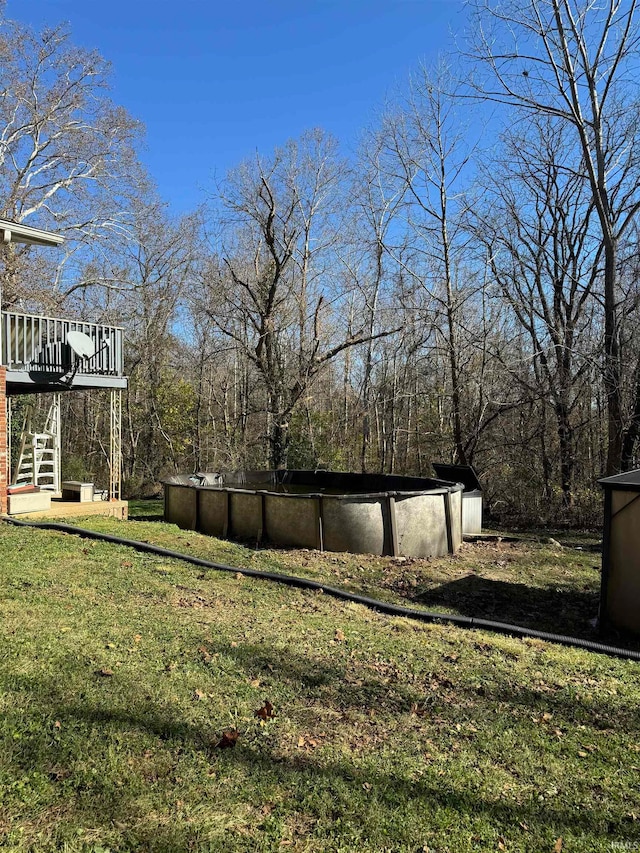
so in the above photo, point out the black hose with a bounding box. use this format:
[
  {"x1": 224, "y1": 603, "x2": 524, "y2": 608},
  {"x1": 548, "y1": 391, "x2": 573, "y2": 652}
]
[{"x1": 5, "y1": 516, "x2": 640, "y2": 663}]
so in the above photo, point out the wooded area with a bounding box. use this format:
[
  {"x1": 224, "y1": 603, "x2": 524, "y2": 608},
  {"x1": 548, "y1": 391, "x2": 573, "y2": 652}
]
[{"x1": 3, "y1": 0, "x2": 640, "y2": 525}]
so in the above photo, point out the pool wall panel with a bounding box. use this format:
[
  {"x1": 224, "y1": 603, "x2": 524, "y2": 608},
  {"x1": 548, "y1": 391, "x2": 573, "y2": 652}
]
[
  {"x1": 265, "y1": 495, "x2": 318, "y2": 549},
  {"x1": 396, "y1": 493, "x2": 449, "y2": 557},
  {"x1": 451, "y1": 490, "x2": 463, "y2": 549},
  {"x1": 230, "y1": 493, "x2": 262, "y2": 541},
  {"x1": 198, "y1": 489, "x2": 226, "y2": 537},
  {"x1": 322, "y1": 497, "x2": 386, "y2": 555},
  {"x1": 165, "y1": 484, "x2": 197, "y2": 531}
]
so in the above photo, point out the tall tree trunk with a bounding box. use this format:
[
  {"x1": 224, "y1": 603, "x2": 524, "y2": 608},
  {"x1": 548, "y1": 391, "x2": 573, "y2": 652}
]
[
  {"x1": 604, "y1": 241, "x2": 622, "y2": 474},
  {"x1": 360, "y1": 243, "x2": 382, "y2": 473},
  {"x1": 555, "y1": 399, "x2": 575, "y2": 508},
  {"x1": 270, "y1": 420, "x2": 290, "y2": 470}
]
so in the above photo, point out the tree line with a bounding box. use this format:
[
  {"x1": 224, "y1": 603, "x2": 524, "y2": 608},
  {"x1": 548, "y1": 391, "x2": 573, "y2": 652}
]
[{"x1": 3, "y1": 0, "x2": 640, "y2": 525}]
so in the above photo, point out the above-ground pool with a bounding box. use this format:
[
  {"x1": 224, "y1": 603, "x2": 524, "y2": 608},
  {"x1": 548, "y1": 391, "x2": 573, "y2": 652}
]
[{"x1": 163, "y1": 469, "x2": 464, "y2": 558}]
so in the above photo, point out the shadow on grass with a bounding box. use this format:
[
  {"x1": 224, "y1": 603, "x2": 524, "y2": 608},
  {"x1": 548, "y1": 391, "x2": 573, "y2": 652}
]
[
  {"x1": 218, "y1": 636, "x2": 640, "y2": 729},
  {"x1": 4, "y1": 666, "x2": 638, "y2": 852},
  {"x1": 414, "y1": 574, "x2": 600, "y2": 639},
  {"x1": 3, "y1": 617, "x2": 640, "y2": 851}
]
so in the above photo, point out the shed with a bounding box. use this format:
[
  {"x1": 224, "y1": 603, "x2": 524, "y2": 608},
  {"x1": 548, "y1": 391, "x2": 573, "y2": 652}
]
[
  {"x1": 598, "y1": 468, "x2": 640, "y2": 636},
  {"x1": 432, "y1": 463, "x2": 483, "y2": 535}
]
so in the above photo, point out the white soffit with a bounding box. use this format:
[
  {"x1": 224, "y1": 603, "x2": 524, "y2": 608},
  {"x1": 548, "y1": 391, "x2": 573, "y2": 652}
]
[{"x1": 0, "y1": 218, "x2": 64, "y2": 248}]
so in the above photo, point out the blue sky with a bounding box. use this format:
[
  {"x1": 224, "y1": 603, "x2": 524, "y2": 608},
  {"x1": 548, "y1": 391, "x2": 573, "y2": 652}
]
[{"x1": 7, "y1": 1, "x2": 467, "y2": 215}]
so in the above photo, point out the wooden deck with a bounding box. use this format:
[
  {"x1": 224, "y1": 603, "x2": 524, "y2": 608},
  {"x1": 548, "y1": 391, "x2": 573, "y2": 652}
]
[
  {"x1": 2, "y1": 310, "x2": 126, "y2": 394},
  {"x1": 7, "y1": 498, "x2": 128, "y2": 521}
]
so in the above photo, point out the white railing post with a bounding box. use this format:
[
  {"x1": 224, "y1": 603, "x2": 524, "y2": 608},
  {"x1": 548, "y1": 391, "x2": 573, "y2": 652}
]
[{"x1": 1, "y1": 311, "x2": 123, "y2": 379}]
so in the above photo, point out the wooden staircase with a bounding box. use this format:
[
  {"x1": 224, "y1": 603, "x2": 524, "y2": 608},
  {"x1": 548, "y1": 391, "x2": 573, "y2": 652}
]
[{"x1": 13, "y1": 397, "x2": 61, "y2": 492}]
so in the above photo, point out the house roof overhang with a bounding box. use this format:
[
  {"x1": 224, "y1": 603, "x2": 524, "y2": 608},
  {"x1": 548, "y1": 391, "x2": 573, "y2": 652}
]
[{"x1": 0, "y1": 218, "x2": 64, "y2": 248}]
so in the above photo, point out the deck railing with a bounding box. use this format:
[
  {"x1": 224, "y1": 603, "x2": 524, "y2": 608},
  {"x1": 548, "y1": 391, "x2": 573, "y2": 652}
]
[{"x1": 1, "y1": 311, "x2": 124, "y2": 378}]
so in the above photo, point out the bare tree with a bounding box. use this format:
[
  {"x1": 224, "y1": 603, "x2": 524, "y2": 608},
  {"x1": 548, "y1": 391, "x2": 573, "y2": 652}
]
[
  {"x1": 85, "y1": 198, "x2": 202, "y2": 486},
  {"x1": 0, "y1": 13, "x2": 142, "y2": 309},
  {"x1": 472, "y1": 115, "x2": 601, "y2": 505},
  {"x1": 346, "y1": 123, "x2": 406, "y2": 471},
  {"x1": 374, "y1": 63, "x2": 482, "y2": 465},
  {"x1": 203, "y1": 130, "x2": 398, "y2": 468},
  {"x1": 467, "y1": 0, "x2": 640, "y2": 472}
]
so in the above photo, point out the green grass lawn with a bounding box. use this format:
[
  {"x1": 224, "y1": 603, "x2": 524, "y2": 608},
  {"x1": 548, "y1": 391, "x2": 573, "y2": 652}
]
[
  {"x1": 1, "y1": 509, "x2": 639, "y2": 852},
  {"x1": 93, "y1": 501, "x2": 609, "y2": 644}
]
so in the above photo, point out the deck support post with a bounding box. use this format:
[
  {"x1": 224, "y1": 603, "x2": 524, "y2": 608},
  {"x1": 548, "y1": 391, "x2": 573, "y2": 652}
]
[
  {"x1": 109, "y1": 389, "x2": 122, "y2": 501},
  {"x1": 52, "y1": 393, "x2": 61, "y2": 493}
]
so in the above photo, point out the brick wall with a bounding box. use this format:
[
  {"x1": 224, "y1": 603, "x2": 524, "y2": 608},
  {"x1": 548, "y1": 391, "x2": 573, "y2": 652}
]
[{"x1": 0, "y1": 367, "x2": 6, "y2": 514}]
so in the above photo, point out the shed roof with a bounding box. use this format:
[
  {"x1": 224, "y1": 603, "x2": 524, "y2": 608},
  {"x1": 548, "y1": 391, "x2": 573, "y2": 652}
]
[{"x1": 598, "y1": 469, "x2": 640, "y2": 489}]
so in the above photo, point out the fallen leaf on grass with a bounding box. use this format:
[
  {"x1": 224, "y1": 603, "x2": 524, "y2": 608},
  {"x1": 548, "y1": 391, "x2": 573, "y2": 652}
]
[
  {"x1": 235, "y1": 572, "x2": 244, "y2": 580},
  {"x1": 554, "y1": 838, "x2": 563, "y2": 853},
  {"x1": 297, "y1": 734, "x2": 321, "y2": 749},
  {"x1": 255, "y1": 700, "x2": 275, "y2": 720},
  {"x1": 193, "y1": 689, "x2": 206, "y2": 701},
  {"x1": 430, "y1": 676, "x2": 454, "y2": 690},
  {"x1": 334, "y1": 629, "x2": 346, "y2": 642},
  {"x1": 48, "y1": 765, "x2": 71, "y2": 782},
  {"x1": 216, "y1": 729, "x2": 239, "y2": 749},
  {"x1": 198, "y1": 645, "x2": 212, "y2": 662},
  {"x1": 95, "y1": 668, "x2": 114, "y2": 677}
]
